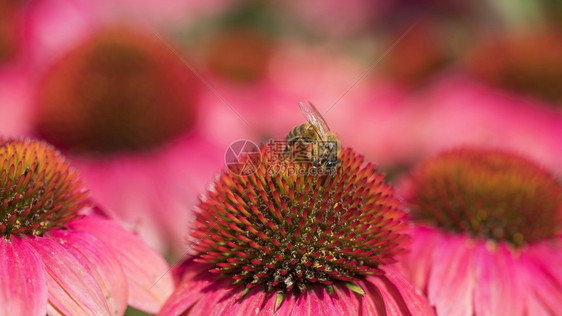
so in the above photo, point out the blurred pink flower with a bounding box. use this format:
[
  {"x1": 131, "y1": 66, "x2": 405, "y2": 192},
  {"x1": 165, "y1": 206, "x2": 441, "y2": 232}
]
[
  {"x1": 159, "y1": 145, "x2": 435, "y2": 315},
  {"x1": 396, "y1": 148, "x2": 562, "y2": 315},
  {"x1": 0, "y1": 138, "x2": 174, "y2": 315},
  {"x1": 24, "y1": 24, "x2": 224, "y2": 256}
]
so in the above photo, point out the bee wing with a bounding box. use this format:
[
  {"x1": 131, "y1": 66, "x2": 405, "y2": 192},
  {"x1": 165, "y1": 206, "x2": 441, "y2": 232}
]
[{"x1": 298, "y1": 102, "x2": 331, "y2": 139}]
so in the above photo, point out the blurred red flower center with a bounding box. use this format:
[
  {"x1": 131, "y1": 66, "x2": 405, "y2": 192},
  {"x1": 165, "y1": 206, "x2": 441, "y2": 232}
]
[
  {"x1": 0, "y1": 139, "x2": 89, "y2": 237},
  {"x1": 192, "y1": 145, "x2": 409, "y2": 293},
  {"x1": 0, "y1": 0, "x2": 20, "y2": 63},
  {"x1": 35, "y1": 28, "x2": 199, "y2": 154},
  {"x1": 205, "y1": 28, "x2": 272, "y2": 83},
  {"x1": 404, "y1": 148, "x2": 562, "y2": 246},
  {"x1": 466, "y1": 30, "x2": 562, "y2": 103}
]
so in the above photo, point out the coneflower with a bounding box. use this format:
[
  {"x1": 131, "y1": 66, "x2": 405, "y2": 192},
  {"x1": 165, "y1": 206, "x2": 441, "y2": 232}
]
[
  {"x1": 159, "y1": 144, "x2": 435, "y2": 315},
  {"x1": 396, "y1": 147, "x2": 562, "y2": 315},
  {"x1": 31, "y1": 26, "x2": 221, "y2": 255},
  {"x1": 0, "y1": 138, "x2": 173, "y2": 315}
]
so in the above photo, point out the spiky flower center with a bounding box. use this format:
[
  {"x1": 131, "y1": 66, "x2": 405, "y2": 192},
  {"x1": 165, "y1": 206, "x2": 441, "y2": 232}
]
[
  {"x1": 192, "y1": 145, "x2": 409, "y2": 293},
  {"x1": 0, "y1": 138, "x2": 89, "y2": 237},
  {"x1": 467, "y1": 30, "x2": 562, "y2": 102},
  {"x1": 405, "y1": 148, "x2": 562, "y2": 246},
  {"x1": 35, "y1": 28, "x2": 199, "y2": 154}
]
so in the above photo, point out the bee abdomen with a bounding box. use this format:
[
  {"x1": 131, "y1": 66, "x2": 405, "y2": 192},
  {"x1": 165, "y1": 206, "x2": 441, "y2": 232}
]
[{"x1": 286, "y1": 124, "x2": 308, "y2": 145}]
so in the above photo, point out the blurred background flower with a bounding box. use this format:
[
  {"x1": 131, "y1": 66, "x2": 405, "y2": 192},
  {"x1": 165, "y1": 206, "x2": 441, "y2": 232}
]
[
  {"x1": 395, "y1": 148, "x2": 562, "y2": 315},
  {"x1": 1, "y1": 0, "x2": 562, "y2": 314}
]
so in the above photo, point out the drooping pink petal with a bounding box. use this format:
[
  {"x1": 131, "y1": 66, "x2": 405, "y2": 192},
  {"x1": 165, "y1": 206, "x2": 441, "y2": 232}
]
[
  {"x1": 68, "y1": 217, "x2": 174, "y2": 313},
  {"x1": 518, "y1": 248, "x2": 562, "y2": 315},
  {"x1": 205, "y1": 287, "x2": 246, "y2": 315},
  {"x1": 427, "y1": 234, "x2": 475, "y2": 316},
  {"x1": 47, "y1": 229, "x2": 128, "y2": 316},
  {"x1": 290, "y1": 290, "x2": 313, "y2": 315},
  {"x1": 331, "y1": 283, "x2": 361, "y2": 315},
  {"x1": 362, "y1": 276, "x2": 403, "y2": 315},
  {"x1": 0, "y1": 236, "x2": 47, "y2": 316},
  {"x1": 311, "y1": 287, "x2": 348, "y2": 316},
  {"x1": 291, "y1": 287, "x2": 343, "y2": 316},
  {"x1": 27, "y1": 235, "x2": 110, "y2": 315},
  {"x1": 275, "y1": 291, "x2": 297, "y2": 316},
  {"x1": 232, "y1": 287, "x2": 276, "y2": 315},
  {"x1": 157, "y1": 263, "x2": 212, "y2": 316},
  {"x1": 362, "y1": 269, "x2": 436, "y2": 316},
  {"x1": 395, "y1": 226, "x2": 441, "y2": 291},
  {"x1": 525, "y1": 297, "x2": 554, "y2": 316},
  {"x1": 473, "y1": 243, "x2": 525, "y2": 316},
  {"x1": 377, "y1": 266, "x2": 436, "y2": 315},
  {"x1": 187, "y1": 279, "x2": 240, "y2": 316}
]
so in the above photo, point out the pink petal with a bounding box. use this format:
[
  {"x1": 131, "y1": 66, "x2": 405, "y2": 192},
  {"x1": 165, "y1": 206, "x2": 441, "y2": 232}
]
[
  {"x1": 202, "y1": 284, "x2": 274, "y2": 316},
  {"x1": 69, "y1": 217, "x2": 174, "y2": 313},
  {"x1": 311, "y1": 286, "x2": 349, "y2": 316},
  {"x1": 427, "y1": 234, "x2": 475, "y2": 316},
  {"x1": 518, "y1": 248, "x2": 562, "y2": 315},
  {"x1": 290, "y1": 290, "x2": 313, "y2": 315},
  {"x1": 473, "y1": 243, "x2": 525, "y2": 316},
  {"x1": 275, "y1": 291, "x2": 297, "y2": 316},
  {"x1": 27, "y1": 236, "x2": 110, "y2": 315},
  {"x1": 47, "y1": 230, "x2": 128, "y2": 316},
  {"x1": 525, "y1": 298, "x2": 553, "y2": 316},
  {"x1": 395, "y1": 226, "x2": 442, "y2": 291},
  {"x1": 187, "y1": 279, "x2": 240, "y2": 316},
  {"x1": 358, "y1": 277, "x2": 387, "y2": 315},
  {"x1": 0, "y1": 236, "x2": 47, "y2": 316},
  {"x1": 377, "y1": 266, "x2": 436, "y2": 315},
  {"x1": 331, "y1": 283, "x2": 361, "y2": 315},
  {"x1": 207, "y1": 287, "x2": 248, "y2": 315},
  {"x1": 234, "y1": 288, "x2": 276, "y2": 315},
  {"x1": 290, "y1": 286, "x2": 353, "y2": 316},
  {"x1": 0, "y1": 70, "x2": 32, "y2": 137},
  {"x1": 363, "y1": 270, "x2": 435, "y2": 316},
  {"x1": 157, "y1": 262, "x2": 212, "y2": 316},
  {"x1": 24, "y1": 0, "x2": 97, "y2": 70}
]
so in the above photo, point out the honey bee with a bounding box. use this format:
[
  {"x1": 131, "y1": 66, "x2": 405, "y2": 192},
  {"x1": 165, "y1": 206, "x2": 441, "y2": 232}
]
[{"x1": 284, "y1": 102, "x2": 341, "y2": 173}]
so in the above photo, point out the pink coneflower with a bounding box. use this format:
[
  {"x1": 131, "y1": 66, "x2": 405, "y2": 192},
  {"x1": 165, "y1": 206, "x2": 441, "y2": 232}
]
[
  {"x1": 159, "y1": 144, "x2": 435, "y2": 315},
  {"x1": 30, "y1": 26, "x2": 223, "y2": 255},
  {"x1": 0, "y1": 137, "x2": 173, "y2": 315},
  {"x1": 396, "y1": 147, "x2": 562, "y2": 315}
]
